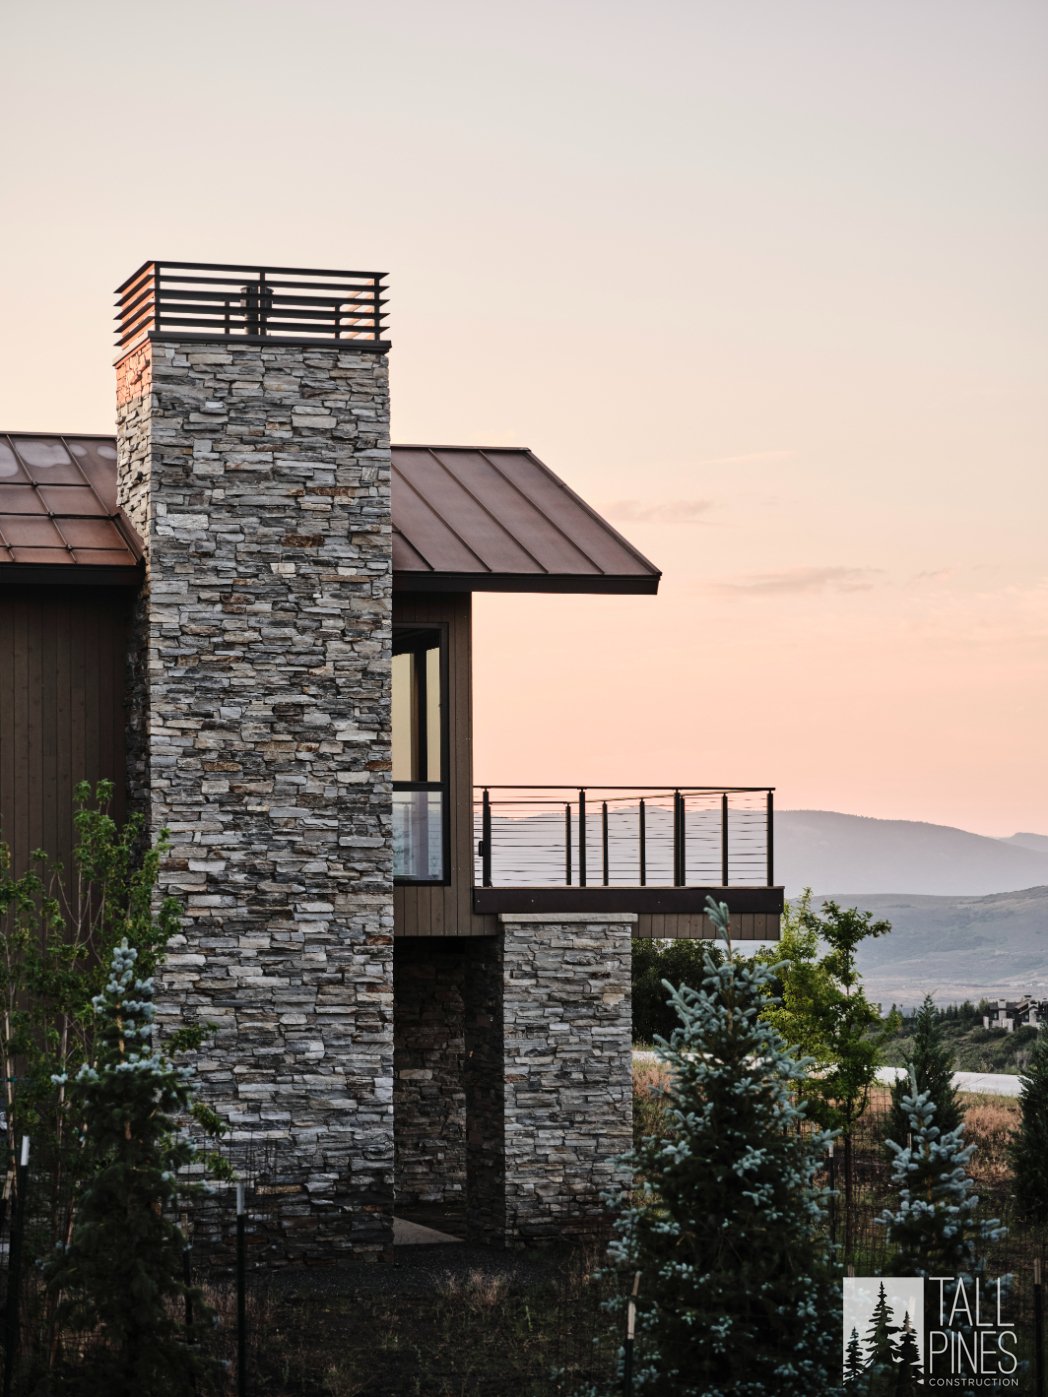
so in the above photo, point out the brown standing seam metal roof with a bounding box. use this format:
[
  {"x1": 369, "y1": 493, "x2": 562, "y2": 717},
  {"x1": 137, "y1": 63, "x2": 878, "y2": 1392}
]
[
  {"x1": 392, "y1": 446, "x2": 660, "y2": 593},
  {"x1": 0, "y1": 435, "x2": 660, "y2": 594},
  {"x1": 0, "y1": 435, "x2": 143, "y2": 582}
]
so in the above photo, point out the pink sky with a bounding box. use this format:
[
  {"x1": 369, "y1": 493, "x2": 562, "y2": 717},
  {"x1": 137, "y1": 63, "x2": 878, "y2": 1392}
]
[{"x1": 1, "y1": 0, "x2": 1045, "y2": 836}]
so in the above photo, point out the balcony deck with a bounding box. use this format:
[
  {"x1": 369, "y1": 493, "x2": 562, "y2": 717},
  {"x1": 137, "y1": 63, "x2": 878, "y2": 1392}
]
[{"x1": 472, "y1": 786, "x2": 783, "y2": 939}]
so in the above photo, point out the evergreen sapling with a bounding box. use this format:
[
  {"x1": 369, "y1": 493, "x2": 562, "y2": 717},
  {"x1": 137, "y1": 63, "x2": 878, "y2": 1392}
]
[
  {"x1": 1010, "y1": 1026, "x2": 1048, "y2": 1225},
  {"x1": 604, "y1": 897, "x2": 840, "y2": 1396},
  {"x1": 889, "y1": 995, "x2": 961, "y2": 1146},
  {"x1": 45, "y1": 939, "x2": 228, "y2": 1396},
  {"x1": 878, "y1": 1068, "x2": 1004, "y2": 1282}
]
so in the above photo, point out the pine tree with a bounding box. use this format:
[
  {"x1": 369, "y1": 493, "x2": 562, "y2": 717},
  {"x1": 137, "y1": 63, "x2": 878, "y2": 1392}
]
[
  {"x1": 889, "y1": 994, "x2": 961, "y2": 1145},
  {"x1": 605, "y1": 897, "x2": 840, "y2": 1396},
  {"x1": 878, "y1": 1069, "x2": 1004, "y2": 1281},
  {"x1": 862, "y1": 1282, "x2": 899, "y2": 1394},
  {"x1": 1010, "y1": 1026, "x2": 1048, "y2": 1224},
  {"x1": 843, "y1": 1326, "x2": 866, "y2": 1386},
  {"x1": 45, "y1": 939, "x2": 227, "y2": 1396},
  {"x1": 893, "y1": 1312, "x2": 924, "y2": 1394}
]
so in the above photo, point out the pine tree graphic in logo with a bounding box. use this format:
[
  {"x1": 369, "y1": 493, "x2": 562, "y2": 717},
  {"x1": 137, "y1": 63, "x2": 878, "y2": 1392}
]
[{"x1": 842, "y1": 1277, "x2": 925, "y2": 1389}]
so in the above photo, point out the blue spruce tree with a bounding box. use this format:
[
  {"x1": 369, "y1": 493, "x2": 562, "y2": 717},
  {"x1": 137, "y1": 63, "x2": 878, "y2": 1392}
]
[
  {"x1": 605, "y1": 897, "x2": 840, "y2": 1395},
  {"x1": 45, "y1": 939, "x2": 228, "y2": 1395},
  {"x1": 878, "y1": 1069, "x2": 1003, "y2": 1282}
]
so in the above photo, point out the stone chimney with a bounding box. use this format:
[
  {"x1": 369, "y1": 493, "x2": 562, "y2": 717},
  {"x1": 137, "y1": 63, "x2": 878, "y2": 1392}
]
[{"x1": 114, "y1": 263, "x2": 394, "y2": 1259}]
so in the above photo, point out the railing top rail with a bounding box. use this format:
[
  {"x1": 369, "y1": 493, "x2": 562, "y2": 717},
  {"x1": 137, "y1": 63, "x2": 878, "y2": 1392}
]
[{"x1": 475, "y1": 784, "x2": 775, "y2": 794}]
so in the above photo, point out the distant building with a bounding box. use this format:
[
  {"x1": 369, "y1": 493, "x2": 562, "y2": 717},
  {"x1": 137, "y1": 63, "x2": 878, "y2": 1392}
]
[{"x1": 982, "y1": 997, "x2": 1048, "y2": 1033}]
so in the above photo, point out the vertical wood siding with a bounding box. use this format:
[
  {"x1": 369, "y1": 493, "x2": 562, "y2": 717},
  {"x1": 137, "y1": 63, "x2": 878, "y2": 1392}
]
[{"x1": 0, "y1": 586, "x2": 130, "y2": 879}]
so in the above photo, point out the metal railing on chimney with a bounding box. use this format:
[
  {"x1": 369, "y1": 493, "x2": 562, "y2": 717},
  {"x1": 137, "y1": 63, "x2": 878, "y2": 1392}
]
[{"x1": 115, "y1": 261, "x2": 388, "y2": 350}]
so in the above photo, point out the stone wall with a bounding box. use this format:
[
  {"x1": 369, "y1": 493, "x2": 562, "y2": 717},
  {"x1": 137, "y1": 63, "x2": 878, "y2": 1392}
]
[
  {"x1": 115, "y1": 335, "x2": 394, "y2": 1260},
  {"x1": 499, "y1": 914, "x2": 634, "y2": 1244}
]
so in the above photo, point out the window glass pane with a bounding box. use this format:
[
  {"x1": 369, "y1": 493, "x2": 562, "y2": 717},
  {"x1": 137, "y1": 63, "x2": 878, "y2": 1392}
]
[
  {"x1": 425, "y1": 643, "x2": 442, "y2": 782},
  {"x1": 393, "y1": 789, "x2": 445, "y2": 880},
  {"x1": 392, "y1": 651, "x2": 414, "y2": 781}
]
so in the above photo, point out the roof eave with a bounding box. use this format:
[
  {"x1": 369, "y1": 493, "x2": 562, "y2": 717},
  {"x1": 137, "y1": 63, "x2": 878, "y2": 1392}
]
[{"x1": 392, "y1": 570, "x2": 661, "y2": 595}]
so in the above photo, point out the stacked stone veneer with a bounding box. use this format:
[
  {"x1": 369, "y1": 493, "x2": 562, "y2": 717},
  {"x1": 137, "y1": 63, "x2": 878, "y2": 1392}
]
[
  {"x1": 500, "y1": 914, "x2": 634, "y2": 1244},
  {"x1": 115, "y1": 334, "x2": 393, "y2": 1260}
]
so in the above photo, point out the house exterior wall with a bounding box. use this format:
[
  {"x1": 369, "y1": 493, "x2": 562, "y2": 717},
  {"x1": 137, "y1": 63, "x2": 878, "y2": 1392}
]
[
  {"x1": 115, "y1": 334, "x2": 394, "y2": 1259},
  {"x1": 0, "y1": 585, "x2": 131, "y2": 878}
]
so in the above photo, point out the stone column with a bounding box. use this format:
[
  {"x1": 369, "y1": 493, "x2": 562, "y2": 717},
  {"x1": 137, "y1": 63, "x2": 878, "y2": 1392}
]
[
  {"x1": 498, "y1": 913, "x2": 634, "y2": 1244},
  {"x1": 115, "y1": 334, "x2": 393, "y2": 1260}
]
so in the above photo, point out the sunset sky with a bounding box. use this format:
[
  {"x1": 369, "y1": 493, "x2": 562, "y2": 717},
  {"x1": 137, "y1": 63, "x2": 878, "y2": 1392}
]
[{"x1": 2, "y1": 0, "x2": 1045, "y2": 836}]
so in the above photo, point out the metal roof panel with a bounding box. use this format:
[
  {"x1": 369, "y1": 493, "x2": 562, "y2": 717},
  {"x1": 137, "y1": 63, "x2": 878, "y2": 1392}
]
[{"x1": 0, "y1": 435, "x2": 659, "y2": 593}]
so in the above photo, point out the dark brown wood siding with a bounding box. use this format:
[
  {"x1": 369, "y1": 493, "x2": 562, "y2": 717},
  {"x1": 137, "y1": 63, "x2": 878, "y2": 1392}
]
[
  {"x1": 393, "y1": 592, "x2": 492, "y2": 937},
  {"x1": 0, "y1": 586, "x2": 130, "y2": 879}
]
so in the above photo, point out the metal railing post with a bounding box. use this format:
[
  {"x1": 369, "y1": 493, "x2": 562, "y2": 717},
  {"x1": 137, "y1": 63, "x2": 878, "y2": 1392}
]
[
  {"x1": 564, "y1": 803, "x2": 572, "y2": 885},
  {"x1": 258, "y1": 270, "x2": 268, "y2": 336},
  {"x1": 766, "y1": 789, "x2": 774, "y2": 886},
  {"x1": 639, "y1": 798, "x2": 646, "y2": 886},
  {"x1": 672, "y1": 791, "x2": 682, "y2": 886},
  {"x1": 721, "y1": 792, "x2": 729, "y2": 886},
  {"x1": 578, "y1": 788, "x2": 587, "y2": 887},
  {"x1": 481, "y1": 788, "x2": 492, "y2": 887},
  {"x1": 153, "y1": 263, "x2": 162, "y2": 334},
  {"x1": 602, "y1": 801, "x2": 609, "y2": 886}
]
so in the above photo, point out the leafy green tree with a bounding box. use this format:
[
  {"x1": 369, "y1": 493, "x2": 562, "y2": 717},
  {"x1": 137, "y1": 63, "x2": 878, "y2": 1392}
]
[
  {"x1": 757, "y1": 895, "x2": 896, "y2": 1257},
  {"x1": 44, "y1": 939, "x2": 228, "y2": 1395},
  {"x1": 606, "y1": 897, "x2": 840, "y2": 1396},
  {"x1": 632, "y1": 937, "x2": 722, "y2": 1043},
  {"x1": 889, "y1": 994, "x2": 962, "y2": 1145},
  {"x1": 1009, "y1": 1026, "x2": 1048, "y2": 1224},
  {"x1": 0, "y1": 781, "x2": 181, "y2": 1252},
  {"x1": 878, "y1": 1069, "x2": 1004, "y2": 1280}
]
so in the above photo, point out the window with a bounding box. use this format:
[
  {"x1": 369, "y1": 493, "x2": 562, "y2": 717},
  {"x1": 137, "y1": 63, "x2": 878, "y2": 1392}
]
[{"x1": 392, "y1": 625, "x2": 449, "y2": 883}]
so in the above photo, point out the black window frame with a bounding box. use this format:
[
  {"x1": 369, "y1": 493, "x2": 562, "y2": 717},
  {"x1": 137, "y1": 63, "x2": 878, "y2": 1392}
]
[{"x1": 392, "y1": 621, "x2": 451, "y2": 886}]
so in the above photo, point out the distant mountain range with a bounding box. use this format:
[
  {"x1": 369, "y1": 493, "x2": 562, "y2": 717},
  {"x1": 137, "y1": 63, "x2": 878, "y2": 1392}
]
[
  {"x1": 777, "y1": 811, "x2": 1048, "y2": 1008},
  {"x1": 808, "y1": 887, "x2": 1048, "y2": 1012},
  {"x1": 777, "y1": 810, "x2": 1048, "y2": 898},
  {"x1": 481, "y1": 803, "x2": 1048, "y2": 1006}
]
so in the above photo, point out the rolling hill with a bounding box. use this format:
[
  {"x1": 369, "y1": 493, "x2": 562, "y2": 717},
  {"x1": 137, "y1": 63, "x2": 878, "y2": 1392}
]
[{"x1": 777, "y1": 810, "x2": 1048, "y2": 897}]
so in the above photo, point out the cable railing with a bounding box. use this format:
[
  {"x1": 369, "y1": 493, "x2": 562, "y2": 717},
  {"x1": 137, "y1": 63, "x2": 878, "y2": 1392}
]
[
  {"x1": 474, "y1": 786, "x2": 775, "y2": 890},
  {"x1": 115, "y1": 261, "x2": 388, "y2": 349}
]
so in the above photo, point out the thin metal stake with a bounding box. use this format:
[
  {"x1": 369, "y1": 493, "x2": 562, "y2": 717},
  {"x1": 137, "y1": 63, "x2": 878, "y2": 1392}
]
[
  {"x1": 623, "y1": 1271, "x2": 641, "y2": 1397},
  {"x1": 236, "y1": 1181, "x2": 247, "y2": 1397},
  {"x1": 183, "y1": 1231, "x2": 198, "y2": 1396},
  {"x1": 3, "y1": 1138, "x2": 29, "y2": 1397},
  {"x1": 1035, "y1": 1258, "x2": 1045, "y2": 1397},
  {"x1": 827, "y1": 1141, "x2": 837, "y2": 1250}
]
